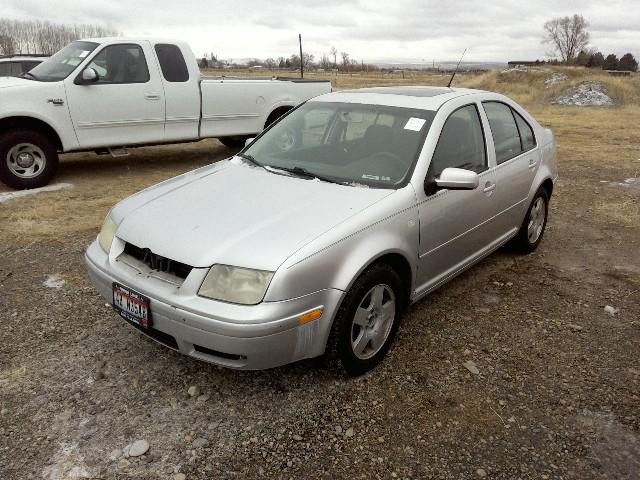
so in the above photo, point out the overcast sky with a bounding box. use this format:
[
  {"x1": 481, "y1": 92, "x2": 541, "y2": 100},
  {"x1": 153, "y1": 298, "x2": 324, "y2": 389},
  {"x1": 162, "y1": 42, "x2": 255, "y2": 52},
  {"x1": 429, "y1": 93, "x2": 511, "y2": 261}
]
[{"x1": 3, "y1": 0, "x2": 639, "y2": 63}]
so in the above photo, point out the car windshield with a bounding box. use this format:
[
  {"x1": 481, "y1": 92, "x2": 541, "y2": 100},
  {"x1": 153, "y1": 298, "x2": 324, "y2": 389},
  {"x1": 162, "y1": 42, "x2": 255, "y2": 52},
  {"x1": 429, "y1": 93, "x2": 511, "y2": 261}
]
[
  {"x1": 243, "y1": 102, "x2": 436, "y2": 188},
  {"x1": 28, "y1": 41, "x2": 98, "y2": 82}
]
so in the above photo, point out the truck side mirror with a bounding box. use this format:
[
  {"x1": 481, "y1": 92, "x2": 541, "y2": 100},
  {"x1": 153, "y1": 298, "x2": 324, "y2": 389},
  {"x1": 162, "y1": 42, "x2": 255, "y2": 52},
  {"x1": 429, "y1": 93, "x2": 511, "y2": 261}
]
[{"x1": 80, "y1": 68, "x2": 99, "y2": 84}]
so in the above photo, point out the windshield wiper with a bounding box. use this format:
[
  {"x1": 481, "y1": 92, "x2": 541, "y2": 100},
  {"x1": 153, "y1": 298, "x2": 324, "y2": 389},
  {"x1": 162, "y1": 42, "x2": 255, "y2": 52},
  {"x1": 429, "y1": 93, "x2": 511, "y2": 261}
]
[
  {"x1": 20, "y1": 72, "x2": 39, "y2": 81},
  {"x1": 236, "y1": 153, "x2": 264, "y2": 169},
  {"x1": 270, "y1": 165, "x2": 346, "y2": 185}
]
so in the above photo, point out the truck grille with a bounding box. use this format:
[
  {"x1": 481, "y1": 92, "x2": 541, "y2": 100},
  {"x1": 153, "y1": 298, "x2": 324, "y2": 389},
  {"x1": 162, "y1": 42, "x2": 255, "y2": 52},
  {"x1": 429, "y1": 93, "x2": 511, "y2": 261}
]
[{"x1": 123, "y1": 243, "x2": 193, "y2": 280}]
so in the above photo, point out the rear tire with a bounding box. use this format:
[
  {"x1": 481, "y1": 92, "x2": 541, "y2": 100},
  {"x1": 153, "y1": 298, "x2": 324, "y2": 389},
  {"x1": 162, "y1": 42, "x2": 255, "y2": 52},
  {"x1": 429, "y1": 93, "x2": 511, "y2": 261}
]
[
  {"x1": 327, "y1": 263, "x2": 405, "y2": 376},
  {"x1": 0, "y1": 129, "x2": 58, "y2": 189},
  {"x1": 509, "y1": 187, "x2": 549, "y2": 253},
  {"x1": 218, "y1": 136, "x2": 250, "y2": 149}
]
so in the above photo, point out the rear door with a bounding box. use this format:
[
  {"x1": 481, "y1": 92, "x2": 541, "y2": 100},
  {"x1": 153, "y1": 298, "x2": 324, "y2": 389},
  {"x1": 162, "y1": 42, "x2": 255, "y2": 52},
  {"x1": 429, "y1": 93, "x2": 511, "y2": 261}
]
[
  {"x1": 481, "y1": 101, "x2": 540, "y2": 235},
  {"x1": 415, "y1": 102, "x2": 498, "y2": 294},
  {"x1": 153, "y1": 43, "x2": 200, "y2": 142},
  {"x1": 64, "y1": 41, "x2": 165, "y2": 148}
]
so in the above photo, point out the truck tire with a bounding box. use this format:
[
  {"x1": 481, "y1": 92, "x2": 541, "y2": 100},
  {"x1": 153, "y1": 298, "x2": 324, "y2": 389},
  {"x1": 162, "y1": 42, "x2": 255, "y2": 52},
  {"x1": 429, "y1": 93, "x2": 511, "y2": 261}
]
[
  {"x1": 0, "y1": 129, "x2": 58, "y2": 189},
  {"x1": 219, "y1": 136, "x2": 250, "y2": 149}
]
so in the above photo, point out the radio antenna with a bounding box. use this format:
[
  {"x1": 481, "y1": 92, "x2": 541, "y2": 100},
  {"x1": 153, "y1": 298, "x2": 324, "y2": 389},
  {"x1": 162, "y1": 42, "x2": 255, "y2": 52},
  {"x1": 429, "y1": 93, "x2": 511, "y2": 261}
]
[{"x1": 447, "y1": 48, "x2": 467, "y2": 88}]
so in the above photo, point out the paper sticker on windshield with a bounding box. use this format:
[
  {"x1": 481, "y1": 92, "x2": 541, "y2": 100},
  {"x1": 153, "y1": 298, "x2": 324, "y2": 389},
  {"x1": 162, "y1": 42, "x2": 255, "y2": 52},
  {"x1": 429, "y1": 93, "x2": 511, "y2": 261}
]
[
  {"x1": 79, "y1": 50, "x2": 90, "y2": 58},
  {"x1": 362, "y1": 174, "x2": 391, "y2": 181},
  {"x1": 404, "y1": 117, "x2": 427, "y2": 131}
]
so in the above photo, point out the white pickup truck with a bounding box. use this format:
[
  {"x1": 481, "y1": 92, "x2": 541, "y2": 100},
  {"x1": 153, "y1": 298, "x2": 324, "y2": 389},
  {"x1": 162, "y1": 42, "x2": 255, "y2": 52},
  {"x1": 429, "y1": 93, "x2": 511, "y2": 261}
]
[{"x1": 0, "y1": 38, "x2": 331, "y2": 189}]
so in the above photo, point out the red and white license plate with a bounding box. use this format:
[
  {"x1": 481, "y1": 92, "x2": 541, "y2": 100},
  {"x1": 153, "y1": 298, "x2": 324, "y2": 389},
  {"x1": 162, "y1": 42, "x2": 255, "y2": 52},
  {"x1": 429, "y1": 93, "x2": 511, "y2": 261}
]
[{"x1": 112, "y1": 282, "x2": 152, "y2": 328}]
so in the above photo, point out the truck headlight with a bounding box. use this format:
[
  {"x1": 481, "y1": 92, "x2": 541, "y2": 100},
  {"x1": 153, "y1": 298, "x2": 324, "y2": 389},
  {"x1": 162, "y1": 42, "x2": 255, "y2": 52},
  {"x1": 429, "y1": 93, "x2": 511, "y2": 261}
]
[
  {"x1": 198, "y1": 265, "x2": 274, "y2": 305},
  {"x1": 98, "y1": 214, "x2": 117, "y2": 253}
]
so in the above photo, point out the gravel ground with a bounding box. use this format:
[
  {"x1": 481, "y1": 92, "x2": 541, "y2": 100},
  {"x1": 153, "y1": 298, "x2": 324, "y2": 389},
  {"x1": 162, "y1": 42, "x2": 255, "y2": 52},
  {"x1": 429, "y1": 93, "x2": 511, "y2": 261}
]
[{"x1": 1, "y1": 139, "x2": 639, "y2": 479}]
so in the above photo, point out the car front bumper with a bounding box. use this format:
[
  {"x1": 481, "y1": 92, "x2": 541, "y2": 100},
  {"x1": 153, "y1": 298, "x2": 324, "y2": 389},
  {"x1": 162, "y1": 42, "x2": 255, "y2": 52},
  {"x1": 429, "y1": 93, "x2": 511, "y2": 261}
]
[{"x1": 85, "y1": 240, "x2": 344, "y2": 370}]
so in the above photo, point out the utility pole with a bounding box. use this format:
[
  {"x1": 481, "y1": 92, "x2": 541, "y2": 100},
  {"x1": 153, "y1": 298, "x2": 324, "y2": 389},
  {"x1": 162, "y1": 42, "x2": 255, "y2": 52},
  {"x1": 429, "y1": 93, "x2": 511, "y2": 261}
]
[{"x1": 299, "y1": 34, "x2": 304, "y2": 78}]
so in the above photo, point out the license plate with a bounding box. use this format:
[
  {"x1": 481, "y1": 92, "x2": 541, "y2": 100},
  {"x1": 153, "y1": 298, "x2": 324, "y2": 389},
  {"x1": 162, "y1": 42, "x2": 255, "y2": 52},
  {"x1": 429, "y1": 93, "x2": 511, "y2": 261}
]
[{"x1": 112, "y1": 282, "x2": 152, "y2": 328}]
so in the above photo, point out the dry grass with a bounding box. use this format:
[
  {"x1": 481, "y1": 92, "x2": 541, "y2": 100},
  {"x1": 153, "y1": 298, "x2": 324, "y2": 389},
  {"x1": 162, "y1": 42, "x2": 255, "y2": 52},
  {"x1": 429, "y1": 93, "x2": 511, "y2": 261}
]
[{"x1": 1, "y1": 67, "x2": 638, "y2": 243}]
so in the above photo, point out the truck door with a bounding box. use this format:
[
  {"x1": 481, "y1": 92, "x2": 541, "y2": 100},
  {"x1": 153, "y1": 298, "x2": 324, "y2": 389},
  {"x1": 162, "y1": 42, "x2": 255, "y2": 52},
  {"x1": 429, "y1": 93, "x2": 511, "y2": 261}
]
[{"x1": 64, "y1": 41, "x2": 165, "y2": 148}]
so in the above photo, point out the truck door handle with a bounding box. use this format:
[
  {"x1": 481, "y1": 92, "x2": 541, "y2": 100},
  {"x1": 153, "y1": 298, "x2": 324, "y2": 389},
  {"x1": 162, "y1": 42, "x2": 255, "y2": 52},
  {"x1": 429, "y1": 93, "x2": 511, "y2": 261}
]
[
  {"x1": 483, "y1": 181, "x2": 496, "y2": 194},
  {"x1": 144, "y1": 93, "x2": 161, "y2": 100}
]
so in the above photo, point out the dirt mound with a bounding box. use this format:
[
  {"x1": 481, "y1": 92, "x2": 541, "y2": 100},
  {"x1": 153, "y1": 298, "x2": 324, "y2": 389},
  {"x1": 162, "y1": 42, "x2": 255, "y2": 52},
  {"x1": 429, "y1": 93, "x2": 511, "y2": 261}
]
[{"x1": 552, "y1": 82, "x2": 614, "y2": 106}]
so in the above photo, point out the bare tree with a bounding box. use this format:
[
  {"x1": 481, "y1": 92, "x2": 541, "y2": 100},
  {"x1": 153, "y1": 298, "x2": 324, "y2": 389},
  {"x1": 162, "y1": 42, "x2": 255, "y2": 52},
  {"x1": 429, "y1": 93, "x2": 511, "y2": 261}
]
[
  {"x1": 329, "y1": 46, "x2": 337, "y2": 68},
  {"x1": 0, "y1": 18, "x2": 118, "y2": 55},
  {"x1": 543, "y1": 14, "x2": 590, "y2": 63},
  {"x1": 340, "y1": 51, "x2": 350, "y2": 71}
]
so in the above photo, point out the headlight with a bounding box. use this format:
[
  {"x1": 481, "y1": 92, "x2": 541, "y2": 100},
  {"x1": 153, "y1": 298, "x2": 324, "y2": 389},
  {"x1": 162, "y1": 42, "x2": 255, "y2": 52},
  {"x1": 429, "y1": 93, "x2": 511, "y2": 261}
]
[
  {"x1": 98, "y1": 213, "x2": 117, "y2": 253},
  {"x1": 198, "y1": 265, "x2": 274, "y2": 305}
]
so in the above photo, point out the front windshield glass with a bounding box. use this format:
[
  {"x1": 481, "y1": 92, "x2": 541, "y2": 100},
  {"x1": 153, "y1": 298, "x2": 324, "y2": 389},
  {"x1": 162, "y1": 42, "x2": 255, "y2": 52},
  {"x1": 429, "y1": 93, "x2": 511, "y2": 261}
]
[
  {"x1": 243, "y1": 102, "x2": 436, "y2": 188},
  {"x1": 29, "y1": 41, "x2": 98, "y2": 82}
]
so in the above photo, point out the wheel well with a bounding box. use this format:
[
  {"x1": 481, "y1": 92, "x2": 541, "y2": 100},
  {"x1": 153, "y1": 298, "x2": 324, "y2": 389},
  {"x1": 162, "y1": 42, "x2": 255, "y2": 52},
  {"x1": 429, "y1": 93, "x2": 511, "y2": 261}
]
[
  {"x1": 540, "y1": 178, "x2": 554, "y2": 198},
  {"x1": 0, "y1": 116, "x2": 63, "y2": 151},
  {"x1": 265, "y1": 106, "x2": 293, "y2": 128},
  {"x1": 371, "y1": 253, "x2": 413, "y2": 305}
]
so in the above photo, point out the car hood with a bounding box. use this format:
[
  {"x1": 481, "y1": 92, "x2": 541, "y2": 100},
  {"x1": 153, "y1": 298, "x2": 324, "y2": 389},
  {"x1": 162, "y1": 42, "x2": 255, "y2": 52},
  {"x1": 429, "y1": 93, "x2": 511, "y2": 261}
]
[
  {"x1": 116, "y1": 159, "x2": 393, "y2": 271},
  {"x1": 0, "y1": 76, "x2": 37, "y2": 89}
]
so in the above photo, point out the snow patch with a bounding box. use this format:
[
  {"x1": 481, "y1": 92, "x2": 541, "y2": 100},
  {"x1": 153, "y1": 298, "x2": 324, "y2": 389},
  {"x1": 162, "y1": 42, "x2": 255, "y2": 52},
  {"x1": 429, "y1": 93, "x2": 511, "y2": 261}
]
[
  {"x1": 545, "y1": 72, "x2": 568, "y2": 88},
  {"x1": 44, "y1": 274, "x2": 65, "y2": 289},
  {"x1": 552, "y1": 82, "x2": 614, "y2": 106},
  {"x1": 0, "y1": 183, "x2": 73, "y2": 204}
]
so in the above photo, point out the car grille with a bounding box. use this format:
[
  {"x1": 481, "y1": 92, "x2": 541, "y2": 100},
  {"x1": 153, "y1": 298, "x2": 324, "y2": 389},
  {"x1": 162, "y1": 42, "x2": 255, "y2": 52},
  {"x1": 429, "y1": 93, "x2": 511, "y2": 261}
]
[{"x1": 123, "y1": 243, "x2": 193, "y2": 280}]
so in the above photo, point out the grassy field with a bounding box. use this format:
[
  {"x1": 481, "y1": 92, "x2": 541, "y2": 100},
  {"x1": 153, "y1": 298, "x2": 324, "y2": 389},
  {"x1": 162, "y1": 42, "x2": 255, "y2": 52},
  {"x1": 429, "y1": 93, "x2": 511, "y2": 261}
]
[{"x1": 1, "y1": 66, "x2": 638, "y2": 241}]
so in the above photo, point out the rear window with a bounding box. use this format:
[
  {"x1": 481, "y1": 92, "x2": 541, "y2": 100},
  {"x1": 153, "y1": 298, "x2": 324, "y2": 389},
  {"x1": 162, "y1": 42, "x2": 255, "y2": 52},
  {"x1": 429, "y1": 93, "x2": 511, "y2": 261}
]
[{"x1": 154, "y1": 44, "x2": 189, "y2": 82}]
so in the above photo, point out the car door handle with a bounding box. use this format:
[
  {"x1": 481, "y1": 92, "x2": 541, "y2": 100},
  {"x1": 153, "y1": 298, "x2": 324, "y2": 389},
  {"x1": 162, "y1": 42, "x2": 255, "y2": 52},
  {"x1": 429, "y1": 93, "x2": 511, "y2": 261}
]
[
  {"x1": 528, "y1": 158, "x2": 538, "y2": 169},
  {"x1": 483, "y1": 182, "x2": 496, "y2": 193},
  {"x1": 144, "y1": 93, "x2": 161, "y2": 100}
]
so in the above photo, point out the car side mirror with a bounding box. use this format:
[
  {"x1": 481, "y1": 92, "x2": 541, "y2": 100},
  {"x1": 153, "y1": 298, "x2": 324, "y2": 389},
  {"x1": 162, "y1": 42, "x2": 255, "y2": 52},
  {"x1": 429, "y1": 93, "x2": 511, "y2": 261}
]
[
  {"x1": 80, "y1": 68, "x2": 99, "y2": 84},
  {"x1": 245, "y1": 137, "x2": 255, "y2": 147},
  {"x1": 425, "y1": 167, "x2": 479, "y2": 195}
]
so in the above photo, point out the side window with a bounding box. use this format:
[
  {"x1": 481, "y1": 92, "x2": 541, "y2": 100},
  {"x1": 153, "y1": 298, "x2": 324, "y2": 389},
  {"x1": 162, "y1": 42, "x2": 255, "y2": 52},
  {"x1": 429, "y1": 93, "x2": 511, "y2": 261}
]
[
  {"x1": 22, "y1": 61, "x2": 41, "y2": 72},
  {"x1": 0, "y1": 63, "x2": 10, "y2": 76},
  {"x1": 154, "y1": 44, "x2": 189, "y2": 82},
  {"x1": 11, "y1": 62, "x2": 22, "y2": 76},
  {"x1": 430, "y1": 104, "x2": 487, "y2": 178},
  {"x1": 86, "y1": 44, "x2": 150, "y2": 84},
  {"x1": 513, "y1": 110, "x2": 536, "y2": 152},
  {"x1": 483, "y1": 102, "x2": 522, "y2": 164}
]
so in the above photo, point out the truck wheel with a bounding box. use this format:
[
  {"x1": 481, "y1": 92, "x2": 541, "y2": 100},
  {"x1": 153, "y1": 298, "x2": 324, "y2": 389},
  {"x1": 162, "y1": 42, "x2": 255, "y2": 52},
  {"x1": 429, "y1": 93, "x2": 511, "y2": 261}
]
[
  {"x1": 326, "y1": 263, "x2": 405, "y2": 376},
  {"x1": 219, "y1": 136, "x2": 249, "y2": 149},
  {"x1": 509, "y1": 188, "x2": 549, "y2": 253},
  {"x1": 0, "y1": 129, "x2": 58, "y2": 189}
]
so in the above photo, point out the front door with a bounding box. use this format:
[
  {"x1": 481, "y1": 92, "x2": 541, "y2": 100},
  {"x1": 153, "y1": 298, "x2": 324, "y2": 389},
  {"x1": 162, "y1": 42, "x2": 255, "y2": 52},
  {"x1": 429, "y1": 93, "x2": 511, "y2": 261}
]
[
  {"x1": 64, "y1": 41, "x2": 165, "y2": 149},
  {"x1": 415, "y1": 103, "x2": 498, "y2": 294}
]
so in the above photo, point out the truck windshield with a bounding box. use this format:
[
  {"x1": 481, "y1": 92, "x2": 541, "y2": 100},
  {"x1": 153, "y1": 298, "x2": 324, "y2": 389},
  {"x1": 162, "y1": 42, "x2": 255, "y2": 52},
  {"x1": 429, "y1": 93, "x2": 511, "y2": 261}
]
[
  {"x1": 243, "y1": 102, "x2": 435, "y2": 188},
  {"x1": 28, "y1": 41, "x2": 99, "y2": 82}
]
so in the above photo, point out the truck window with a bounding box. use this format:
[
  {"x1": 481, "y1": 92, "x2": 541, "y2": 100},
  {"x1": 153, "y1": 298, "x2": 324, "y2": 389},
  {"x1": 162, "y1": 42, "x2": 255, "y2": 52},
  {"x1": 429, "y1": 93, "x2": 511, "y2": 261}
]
[
  {"x1": 154, "y1": 44, "x2": 189, "y2": 82},
  {"x1": 86, "y1": 44, "x2": 150, "y2": 84}
]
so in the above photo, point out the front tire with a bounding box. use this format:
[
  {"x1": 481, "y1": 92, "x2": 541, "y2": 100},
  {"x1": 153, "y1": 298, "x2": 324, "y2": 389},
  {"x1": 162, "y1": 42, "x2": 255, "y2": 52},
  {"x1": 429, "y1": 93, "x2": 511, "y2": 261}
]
[
  {"x1": 218, "y1": 136, "x2": 250, "y2": 149},
  {"x1": 509, "y1": 187, "x2": 549, "y2": 253},
  {"x1": 327, "y1": 264, "x2": 405, "y2": 376},
  {"x1": 0, "y1": 129, "x2": 58, "y2": 189}
]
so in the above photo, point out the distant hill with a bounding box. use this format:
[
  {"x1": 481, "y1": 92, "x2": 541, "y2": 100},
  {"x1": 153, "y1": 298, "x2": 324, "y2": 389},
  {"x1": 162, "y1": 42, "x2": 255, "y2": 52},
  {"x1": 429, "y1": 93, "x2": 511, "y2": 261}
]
[{"x1": 373, "y1": 61, "x2": 507, "y2": 71}]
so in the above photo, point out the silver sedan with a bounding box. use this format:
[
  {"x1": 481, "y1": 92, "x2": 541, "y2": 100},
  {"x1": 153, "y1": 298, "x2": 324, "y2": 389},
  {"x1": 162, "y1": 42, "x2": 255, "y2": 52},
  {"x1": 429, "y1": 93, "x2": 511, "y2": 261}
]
[{"x1": 86, "y1": 86, "x2": 557, "y2": 375}]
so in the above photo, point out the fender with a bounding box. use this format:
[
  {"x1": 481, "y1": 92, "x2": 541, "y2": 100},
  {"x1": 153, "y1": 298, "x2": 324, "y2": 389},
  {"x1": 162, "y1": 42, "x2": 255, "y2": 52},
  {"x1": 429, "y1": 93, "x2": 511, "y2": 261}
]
[{"x1": 265, "y1": 187, "x2": 419, "y2": 302}]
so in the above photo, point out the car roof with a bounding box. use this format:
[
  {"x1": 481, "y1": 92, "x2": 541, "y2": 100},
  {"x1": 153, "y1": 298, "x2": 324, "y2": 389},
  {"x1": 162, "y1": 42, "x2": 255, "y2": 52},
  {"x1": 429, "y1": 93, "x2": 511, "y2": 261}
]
[{"x1": 311, "y1": 86, "x2": 486, "y2": 111}]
